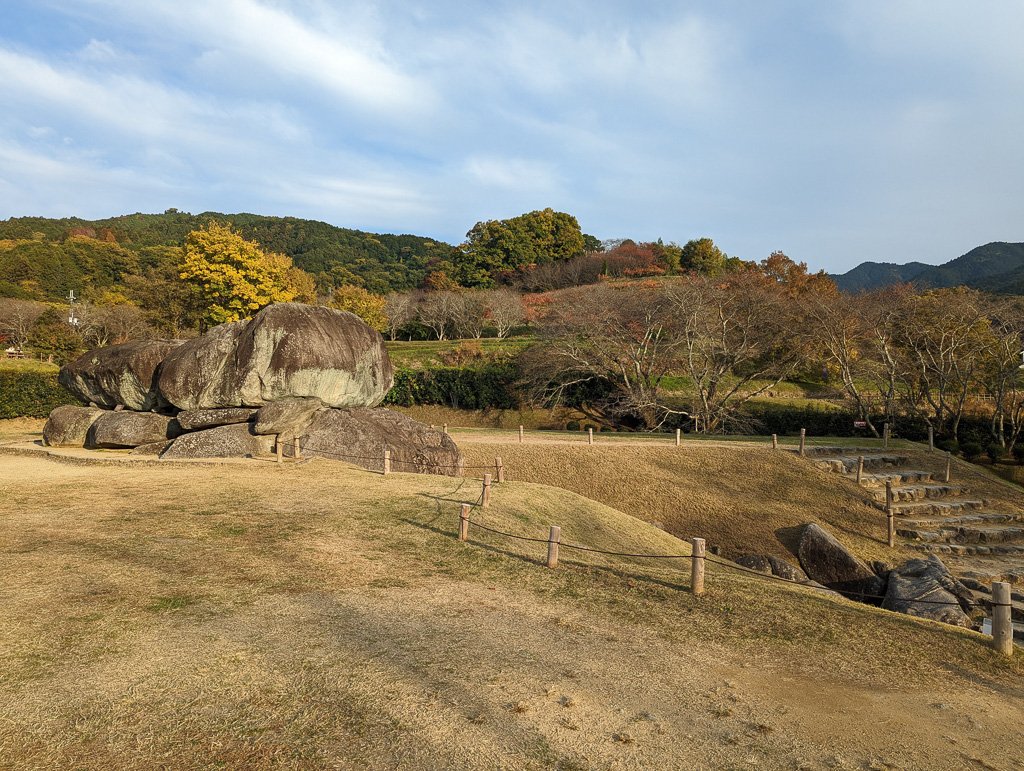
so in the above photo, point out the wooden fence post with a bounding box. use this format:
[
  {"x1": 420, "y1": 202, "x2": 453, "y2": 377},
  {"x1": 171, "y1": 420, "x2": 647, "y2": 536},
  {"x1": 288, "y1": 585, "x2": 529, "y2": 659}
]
[
  {"x1": 495, "y1": 456, "x2": 505, "y2": 483},
  {"x1": 883, "y1": 422, "x2": 890, "y2": 449},
  {"x1": 675, "y1": 428, "x2": 681, "y2": 447},
  {"x1": 293, "y1": 436, "x2": 301, "y2": 460},
  {"x1": 482, "y1": 473, "x2": 492, "y2": 507},
  {"x1": 383, "y1": 449, "x2": 391, "y2": 475},
  {"x1": 459, "y1": 503, "x2": 470, "y2": 542},
  {"x1": 690, "y1": 537, "x2": 706, "y2": 596},
  {"x1": 519, "y1": 425, "x2": 524, "y2": 443},
  {"x1": 546, "y1": 526, "x2": 561, "y2": 569},
  {"x1": 276, "y1": 436, "x2": 283, "y2": 465},
  {"x1": 992, "y1": 581, "x2": 1014, "y2": 657},
  {"x1": 443, "y1": 423, "x2": 448, "y2": 435},
  {"x1": 945, "y1": 452, "x2": 952, "y2": 484},
  {"x1": 928, "y1": 426, "x2": 934, "y2": 452},
  {"x1": 799, "y1": 428, "x2": 806, "y2": 457},
  {"x1": 771, "y1": 433, "x2": 778, "y2": 450},
  {"x1": 588, "y1": 427, "x2": 594, "y2": 445},
  {"x1": 856, "y1": 455, "x2": 864, "y2": 484},
  {"x1": 886, "y1": 480, "x2": 895, "y2": 548}
]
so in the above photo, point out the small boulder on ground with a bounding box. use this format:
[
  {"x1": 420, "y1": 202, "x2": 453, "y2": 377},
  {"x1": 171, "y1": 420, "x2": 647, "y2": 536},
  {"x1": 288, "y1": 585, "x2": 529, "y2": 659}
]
[
  {"x1": 882, "y1": 556, "x2": 977, "y2": 628},
  {"x1": 735, "y1": 554, "x2": 809, "y2": 583},
  {"x1": 60, "y1": 340, "x2": 181, "y2": 411},
  {"x1": 301, "y1": 408, "x2": 463, "y2": 476},
  {"x1": 42, "y1": 405, "x2": 105, "y2": 447},
  {"x1": 86, "y1": 411, "x2": 177, "y2": 449},
  {"x1": 252, "y1": 397, "x2": 324, "y2": 440},
  {"x1": 176, "y1": 407, "x2": 257, "y2": 431},
  {"x1": 160, "y1": 422, "x2": 275, "y2": 460},
  {"x1": 796, "y1": 523, "x2": 887, "y2": 600},
  {"x1": 735, "y1": 555, "x2": 773, "y2": 575},
  {"x1": 158, "y1": 303, "x2": 393, "y2": 410}
]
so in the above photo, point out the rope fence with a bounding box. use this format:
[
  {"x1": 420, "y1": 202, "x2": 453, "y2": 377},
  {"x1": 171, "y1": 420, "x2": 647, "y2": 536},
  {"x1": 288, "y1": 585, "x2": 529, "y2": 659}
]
[{"x1": 453, "y1": 503, "x2": 1015, "y2": 656}]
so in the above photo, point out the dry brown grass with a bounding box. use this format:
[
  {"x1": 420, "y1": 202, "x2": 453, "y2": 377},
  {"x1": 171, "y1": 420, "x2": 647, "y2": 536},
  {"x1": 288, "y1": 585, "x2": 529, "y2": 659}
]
[
  {"x1": 392, "y1": 405, "x2": 584, "y2": 430},
  {"x1": 1, "y1": 427, "x2": 1023, "y2": 768}
]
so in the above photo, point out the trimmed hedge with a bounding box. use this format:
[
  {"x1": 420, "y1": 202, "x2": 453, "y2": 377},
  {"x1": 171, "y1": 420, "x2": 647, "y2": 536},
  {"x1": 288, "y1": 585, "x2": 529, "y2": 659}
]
[
  {"x1": 0, "y1": 369, "x2": 76, "y2": 418},
  {"x1": 384, "y1": 363, "x2": 520, "y2": 410}
]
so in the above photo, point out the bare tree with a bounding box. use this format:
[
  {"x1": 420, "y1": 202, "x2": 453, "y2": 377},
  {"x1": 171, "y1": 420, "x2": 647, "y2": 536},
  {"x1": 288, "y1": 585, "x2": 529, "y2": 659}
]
[
  {"x1": 978, "y1": 296, "x2": 1024, "y2": 449},
  {"x1": 450, "y1": 290, "x2": 490, "y2": 339},
  {"x1": 384, "y1": 291, "x2": 418, "y2": 341},
  {"x1": 0, "y1": 298, "x2": 46, "y2": 351},
  {"x1": 486, "y1": 289, "x2": 525, "y2": 338},
  {"x1": 521, "y1": 284, "x2": 684, "y2": 429},
  {"x1": 664, "y1": 272, "x2": 804, "y2": 432},
  {"x1": 417, "y1": 291, "x2": 461, "y2": 341},
  {"x1": 77, "y1": 302, "x2": 154, "y2": 348}
]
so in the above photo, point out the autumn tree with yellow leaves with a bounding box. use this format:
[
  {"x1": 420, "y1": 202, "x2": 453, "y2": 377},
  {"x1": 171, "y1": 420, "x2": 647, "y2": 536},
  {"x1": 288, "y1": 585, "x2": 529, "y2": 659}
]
[{"x1": 179, "y1": 222, "x2": 313, "y2": 328}]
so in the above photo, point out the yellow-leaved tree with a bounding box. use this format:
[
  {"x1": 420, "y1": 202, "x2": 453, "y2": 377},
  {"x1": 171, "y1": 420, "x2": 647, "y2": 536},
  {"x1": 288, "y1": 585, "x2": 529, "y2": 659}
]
[
  {"x1": 326, "y1": 285, "x2": 388, "y2": 331},
  {"x1": 179, "y1": 222, "x2": 312, "y2": 328}
]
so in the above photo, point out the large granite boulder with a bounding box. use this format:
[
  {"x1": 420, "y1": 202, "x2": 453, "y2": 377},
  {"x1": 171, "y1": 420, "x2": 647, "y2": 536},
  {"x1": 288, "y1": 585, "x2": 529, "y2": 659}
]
[
  {"x1": 86, "y1": 411, "x2": 177, "y2": 449},
  {"x1": 797, "y1": 523, "x2": 887, "y2": 601},
  {"x1": 882, "y1": 556, "x2": 976, "y2": 628},
  {"x1": 60, "y1": 340, "x2": 182, "y2": 411},
  {"x1": 161, "y1": 423, "x2": 274, "y2": 460},
  {"x1": 176, "y1": 407, "x2": 257, "y2": 432},
  {"x1": 300, "y1": 408, "x2": 463, "y2": 476},
  {"x1": 252, "y1": 397, "x2": 324, "y2": 440},
  {"x1": 158, "y1": 303, "x2": 393, "y2": 410},
  {"x1": 42, "y1": 405, "x2": 105, "y2": 447}
]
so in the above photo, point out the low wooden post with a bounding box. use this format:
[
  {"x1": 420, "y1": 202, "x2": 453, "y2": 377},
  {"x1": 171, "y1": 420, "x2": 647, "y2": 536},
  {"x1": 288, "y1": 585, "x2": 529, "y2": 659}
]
[
  {"x1": 690, "y1": 537, "x2": 706, "y2": 596},
  {"x1": 546, "y1": 526, "x2": 561, "y2": 569},
  {"x1": 519, "y1": 425, "x2": 524, "y2": 443},
  {"x1": 928, "y1": 426, "x2": 934, "y2": 452},
  {"x1": 799, "y1": 428, "x2": 806, "y2": 457},
  {"x1": 771, "y1": 433, "x2": 778, "y2": 450},
  {"x1": 883, "y1": 422, "x2": 890, "y2": 449},
  {"x1": 458, "y1": 503, "x2": 470, "y2": 542},
  {"x1": 482, "y1": 473, "x2": 492, "y2": 507},
  {"x1": 293, "y1": 436, "x2": 301, "y2": 460},
  {"x1": 886, "y1": 480, "x2": 895, "y2": 548},
  {"x1": 495, "y1": 456, "x2": 505, "y2": 483},
  {"x1": 675, "y1": 428, "x2": 681, "y2": 446},
  {"x1": 992, "y1": 581, "x2": 1014, "y2": 657},
  {"x1": 587, "y1": 427, "x2": 594, "y2": 445},
  {"x1": 856, "y1": 455, "x2": 864, "y2": 484},
  {"x1": 945, "y1": 452, "x2": 952, "y2": 484},
  {"x1": 443, "y1": 423, "x2": 448, "y2": 435},
  {"x1": 276, "y1": 437, "x2": 283, "y2": 465},
  {"x1": 383, "y1": 449, "x2": 391, "y2": 475}
]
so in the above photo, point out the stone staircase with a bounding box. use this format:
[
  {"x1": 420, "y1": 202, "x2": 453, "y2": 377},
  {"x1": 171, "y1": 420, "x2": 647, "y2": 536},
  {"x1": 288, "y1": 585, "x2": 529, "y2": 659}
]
[{"x1": 804, "y1": 445, "x2": 1024, "y2": 639}]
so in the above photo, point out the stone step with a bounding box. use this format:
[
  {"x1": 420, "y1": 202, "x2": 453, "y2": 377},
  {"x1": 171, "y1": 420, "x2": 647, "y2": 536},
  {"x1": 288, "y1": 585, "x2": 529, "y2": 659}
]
[
  {"x1": 869, "y1": 483, "x2": 967, "y2": 503},
  {"x1": 966, "y1": 589, "x2": 1024, "y2": 623},
  {"x1": 890, "y1": 499, "x2": 986, "y2": 517},
  {"x1": 862, "y1": 470, "x2": 937, "y2": 485},
  {"x1": 802, "y1": 446, "x2": 879, "y2": 458},
  {"x1": 948, "y1": 558, "x2": 1024, "y2": 585},
  {"x1": 902, "y1": 512, "x2": 1020, "y2": 529},
  {"x1": 897, "y1": 523, "x2": 1024, "y2": 545},
  {"x1": 813, "y1": 454, "x2": 910, "y2": 474},
  {"x1": 910, "y1": 542, "x2": 1024, "y2": 557}
]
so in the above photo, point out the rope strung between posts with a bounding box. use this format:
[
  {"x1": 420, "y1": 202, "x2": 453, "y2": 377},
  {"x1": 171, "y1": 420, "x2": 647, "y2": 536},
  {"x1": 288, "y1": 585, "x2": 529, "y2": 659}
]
[{"x1": 459, "y1": 510, "x2": 980, "y2": 609}]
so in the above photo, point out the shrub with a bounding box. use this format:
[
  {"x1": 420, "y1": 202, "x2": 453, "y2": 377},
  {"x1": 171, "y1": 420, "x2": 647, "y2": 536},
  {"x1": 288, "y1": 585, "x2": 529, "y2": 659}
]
[
  {"x1": 0, "y1": 369, "x2": 76, "y2": 418},
  {"x1": 1012, "y1": 444, "x2": 1024, "y2": 464},
  {"x1": 986, "y1": 443, "x2": 1004, "y2": 464},
  {"x1": 935, "y1": 438, "x2": 959, "y2": 455},
  {"x1": 565, "y1": 420, "x2": 580, "y2": 431},
  {"x1": 383, "y1": 362, "x2": 519, "y2": 410},
  {"x1": 961, "y1": 441, "x2": 983, "y2": 462}
]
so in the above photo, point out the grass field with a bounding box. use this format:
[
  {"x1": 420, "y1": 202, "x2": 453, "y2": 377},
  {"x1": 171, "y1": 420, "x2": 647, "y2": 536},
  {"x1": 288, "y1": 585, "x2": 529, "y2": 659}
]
[
  {"x1": 0, "y1": 357, "x2": 59, "y2": 373},
  {"x1": 1, "y1": 421, "x2": 1022, "y2": 769}
]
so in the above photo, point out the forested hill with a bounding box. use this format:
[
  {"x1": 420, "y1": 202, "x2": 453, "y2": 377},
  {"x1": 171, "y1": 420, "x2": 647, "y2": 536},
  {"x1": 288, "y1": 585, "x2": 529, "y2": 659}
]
[
  {"x1": 0, "y1": 210, "x2": 454, "y2": 299},
  {"x1": 832, "y1": 241, "x2": 1024, "y2": 293}
]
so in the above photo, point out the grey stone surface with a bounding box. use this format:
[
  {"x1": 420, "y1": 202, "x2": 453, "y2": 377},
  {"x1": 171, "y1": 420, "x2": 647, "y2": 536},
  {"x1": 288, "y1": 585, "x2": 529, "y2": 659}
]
[
  {"x1": 42, "y1": 405, "x2": 105, "y2": 447},
  {"x1": 301, "y1": 408, "x2": 463, "y2": 476},
  {"x1": 735, "y1": 555, "x2": 773, "y2": 574},
  {"x1": 60, "y1": 340, "x2": 182, "y2": 411},
  {"x1": 252, "y1": 397, "x2": 324, "y2": 439},
  {"x1": 882, "y1": 556, "x2": 976, "y2": 628},
  {"x1": 160, "y1": 422, "x2": 275, "y2": 460},
  {"x1": 158, "y1": 303, "x2": 393, "y2": 410},
  {"x1": 130, "y1": 440, "x2": 173, "y2": 456},
  {"x1": 86, "y1": 411, "x2": 176, "y2": 449},
  {"x1": 176, "y1": 407, "x2": 257, "y2": 431},
  {"x1": 797, "y1": 523, "x2": 887, "y2": 600},
  {"x1": 767, "y1": 556, "x2": 808, "y2": 583}
]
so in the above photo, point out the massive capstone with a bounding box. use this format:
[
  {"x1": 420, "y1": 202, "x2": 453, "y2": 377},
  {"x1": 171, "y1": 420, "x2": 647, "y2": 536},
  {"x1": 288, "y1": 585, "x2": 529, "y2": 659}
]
[
  {"x1": 60, "y1": 340, "x2": 182, "y2": 411},
  {"x1": 157, "y1": 303, "x2": 393, "y2": 410},
  {"x1": 797, "y1": 523, "x2": 887, "y2": 601}
]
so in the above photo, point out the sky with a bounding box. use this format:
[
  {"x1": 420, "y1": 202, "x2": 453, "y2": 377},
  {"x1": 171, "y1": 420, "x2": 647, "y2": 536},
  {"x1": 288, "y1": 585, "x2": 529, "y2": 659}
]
[{"x1": 1, "y1": 1, "x2": 1022, "y2": 273}]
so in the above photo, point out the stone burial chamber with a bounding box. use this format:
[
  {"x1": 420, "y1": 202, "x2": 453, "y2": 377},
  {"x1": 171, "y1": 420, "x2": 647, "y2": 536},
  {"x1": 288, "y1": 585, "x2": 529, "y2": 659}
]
[{"x1": 43, "y1": 302, "x2": 463, "y2": 475}]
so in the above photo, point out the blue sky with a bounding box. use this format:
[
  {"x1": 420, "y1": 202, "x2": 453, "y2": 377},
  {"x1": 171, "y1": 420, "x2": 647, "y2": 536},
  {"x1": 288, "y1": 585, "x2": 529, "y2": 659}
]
[{"x1": 1, "y1": 1, "x2": 1022, "y2": 273}]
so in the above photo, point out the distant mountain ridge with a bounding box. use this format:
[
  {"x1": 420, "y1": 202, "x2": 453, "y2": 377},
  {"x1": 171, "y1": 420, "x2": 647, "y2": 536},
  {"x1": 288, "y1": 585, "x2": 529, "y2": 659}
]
[{"x1": 832, "y1": 242, "x2": 1024, "y2": 293}]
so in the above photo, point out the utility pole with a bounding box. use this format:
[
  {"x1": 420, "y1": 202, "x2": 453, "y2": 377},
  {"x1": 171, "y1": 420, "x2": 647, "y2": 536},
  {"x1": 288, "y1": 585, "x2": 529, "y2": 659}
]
[{"x1": 67, "y1": 290, "x2": 80, "y2": 328}]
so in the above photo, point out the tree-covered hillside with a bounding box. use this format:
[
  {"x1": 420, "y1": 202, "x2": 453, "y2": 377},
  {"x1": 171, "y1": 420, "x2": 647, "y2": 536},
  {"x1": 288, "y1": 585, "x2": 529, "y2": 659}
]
[{"x1": 0, "y1": 210, "x2": 454, "y2": 298}]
